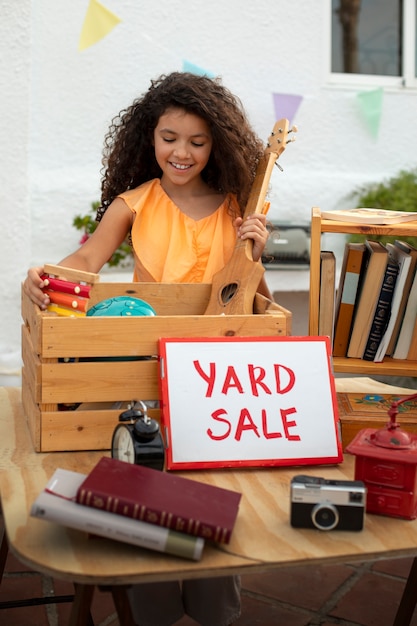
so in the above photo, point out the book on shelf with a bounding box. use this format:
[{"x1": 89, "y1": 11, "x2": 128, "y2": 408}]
[
  {"x1": 321, "y1": 208, "x2": 417, "y2": 225},
  {"x1": 392, "y1": 268, "x2": 417, "y2": 359},
  {"x1": 406, "y1": 317, "x2": 417, "y2": 360},
  {"x1": 76, "y1": 457, "x2": 242, "y2": 544},
  {"x1": 386, "y1": 241, "x2": 417, "y2": 355},
  {"x1": 362, "y1": 252, "x2": 399, "y2": 361},
  {"x1": 333, "y1": 242, "x2": 366, "y2": 357},
  {"x1": 373, "y1": 243, "x2": 413, "y2": 362},
  {"x1": 31, "y1": 468, "x2": 204, "y2": 561},
  {"x1": 347, "y1": 241, "x2": 388, "y2": 359},
  {"x1": 318, "y1": 251, "x2": 336, "y2": 341}
]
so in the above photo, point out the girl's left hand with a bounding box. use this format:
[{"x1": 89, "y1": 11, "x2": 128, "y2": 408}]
[{"x1": 234, "y1": 213, "x2": 269, "y2": 262}]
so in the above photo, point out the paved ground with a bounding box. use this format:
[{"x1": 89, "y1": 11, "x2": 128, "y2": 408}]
[{"x1": 2, "y1": 518, "x2": 417, "y2": 626}]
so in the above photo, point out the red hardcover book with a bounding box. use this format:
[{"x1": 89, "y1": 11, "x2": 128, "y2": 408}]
[{"x1": 76, "y1": 457, "x2": 242, "y2": 544}]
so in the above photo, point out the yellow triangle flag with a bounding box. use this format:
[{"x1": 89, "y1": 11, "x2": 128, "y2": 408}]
[{"x1": 78, "y1": 0, "x2": 121, "y2": 51}]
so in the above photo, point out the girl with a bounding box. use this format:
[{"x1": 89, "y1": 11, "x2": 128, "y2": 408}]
[
  {"x1": 25, "y1": 72, "x2": 271, "y2": 307},
  {"x1": 24, "y1": 72, "x2": 272, "y2": 625}
]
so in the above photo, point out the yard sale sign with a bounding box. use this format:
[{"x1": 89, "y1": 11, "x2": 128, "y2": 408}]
[{"x1": 159, "y1": 336, "x2": 342, "y2": 470}]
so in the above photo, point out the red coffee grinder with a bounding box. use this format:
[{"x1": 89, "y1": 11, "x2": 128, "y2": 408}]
[{"x1": 346, "y1": 392, "x2": 417, "y2": 520}]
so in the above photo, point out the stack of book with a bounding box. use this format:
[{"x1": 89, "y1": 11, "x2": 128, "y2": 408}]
[
  {"x1": 332, "y1": 238, "x2": 417, "y2": 362},
  {"x1": 31, "y1": 456, "x2": 242, "y2": 561}
]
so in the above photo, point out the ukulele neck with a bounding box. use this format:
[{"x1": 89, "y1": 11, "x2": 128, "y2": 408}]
[
  {"x1": 235, "y1": 151, "x2": 276, "y2": 260},
  {"x1": 243, "y1": 151, "x2": 277, "y2": 220}
]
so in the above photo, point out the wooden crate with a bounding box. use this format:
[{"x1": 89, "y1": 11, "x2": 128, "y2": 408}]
[
  {"x1": 22, "y1": 282, "x2": 291, "y2": 452},
  {"x1": 338, "y1": 392, "x2": 417, "y2": 449}
]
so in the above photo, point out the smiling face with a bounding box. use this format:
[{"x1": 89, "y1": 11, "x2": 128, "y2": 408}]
[{"x1": 153, "y1": 107, "x2": 213, "y2": 189}]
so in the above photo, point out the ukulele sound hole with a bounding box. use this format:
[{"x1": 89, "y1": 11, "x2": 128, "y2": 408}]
[{"x1": 221, "y1": 282, "x2": 238, "y2": 304}]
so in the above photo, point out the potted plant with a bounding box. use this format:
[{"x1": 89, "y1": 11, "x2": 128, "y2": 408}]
[
  {"x1": 72, "y1": 201, "x2": 134, "y2": 268},
  {"x1": 348, "y1": 168, "x2": 417, "y2": 246}
]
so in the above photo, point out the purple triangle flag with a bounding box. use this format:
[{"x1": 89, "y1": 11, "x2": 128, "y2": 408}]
[{"x1": 272, "y1": 93, "x2": 303, "y2": 124}]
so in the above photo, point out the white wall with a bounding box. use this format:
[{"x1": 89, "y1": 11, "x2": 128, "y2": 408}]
[
  {"x1": 1, "y1": 0, "x2": 417, "y2": 383},
  {"x1": 1, "y1": 2, "x2": 32, "y2": 384}
]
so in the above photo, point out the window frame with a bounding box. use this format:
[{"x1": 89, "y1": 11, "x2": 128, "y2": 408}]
[{"x1": 324, "y1": 0, "x2": 417, "y2": 89}]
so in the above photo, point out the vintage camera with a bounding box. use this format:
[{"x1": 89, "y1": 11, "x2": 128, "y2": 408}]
[{"x1": 290, "y1": 475, "x2": 366, "y2": 531}]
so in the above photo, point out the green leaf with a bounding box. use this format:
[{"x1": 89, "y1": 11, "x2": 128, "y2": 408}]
[{"x1": 72, "y1": 201, "x2": 134, "y2": 267}]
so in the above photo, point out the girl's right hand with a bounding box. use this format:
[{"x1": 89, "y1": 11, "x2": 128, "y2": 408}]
[{"x1": 24, "y1": 267, "x2": 50, "y2": 309}]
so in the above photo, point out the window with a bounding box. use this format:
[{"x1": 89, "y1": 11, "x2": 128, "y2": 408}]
[{"x1": 328, "y1": 0, "x2": 417, "y2": 87}]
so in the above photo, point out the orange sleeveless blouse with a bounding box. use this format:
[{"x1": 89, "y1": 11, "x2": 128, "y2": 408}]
[{"x1": 118, "y1": 179, "x2": 238, "y2": 283}]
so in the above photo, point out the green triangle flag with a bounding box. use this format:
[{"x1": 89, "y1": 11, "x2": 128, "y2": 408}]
[
  {"x1": 357, "y1": 87, "x2": 383, "y2": 139},
  {"x1": 79, "y1": 0, "x2": 121, "y2": 51}
]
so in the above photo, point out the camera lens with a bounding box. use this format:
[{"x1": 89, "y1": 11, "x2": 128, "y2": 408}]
[{"x1": 311, "y1": 502, "x2": 339, "y2": 530}]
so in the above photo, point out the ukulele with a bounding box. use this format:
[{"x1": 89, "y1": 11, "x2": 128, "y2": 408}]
[{"x1": 204, "y1": 119, "x2": 296, "y2": 315}]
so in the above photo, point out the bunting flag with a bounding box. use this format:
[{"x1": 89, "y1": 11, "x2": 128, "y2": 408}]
[
  {"x1": 78, "y1": 0, "x2": 122, "y2": 51},
  {"x1": 357, "y1": 87, "x2": 383, "y2": 139},
  {"x1": 272, "y1": 93, "x2": 303, "y2": 125},
  {"x1": 182, "y1": 60, "x2": 216, "y2": 78}
]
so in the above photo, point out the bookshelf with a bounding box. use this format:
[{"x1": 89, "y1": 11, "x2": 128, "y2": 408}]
[{"x1": 309, "y1": 206, "x2": 417, "y2": 377}]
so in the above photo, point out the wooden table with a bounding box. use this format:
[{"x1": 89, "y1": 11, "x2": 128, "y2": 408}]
[{"x1": 1, "y1": 383, "x2": 417, "y2": 625}]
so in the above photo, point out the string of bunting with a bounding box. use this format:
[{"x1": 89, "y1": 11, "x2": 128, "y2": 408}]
[{"x1": 77, "y1": 2, "x2": 383, "y2": 137}]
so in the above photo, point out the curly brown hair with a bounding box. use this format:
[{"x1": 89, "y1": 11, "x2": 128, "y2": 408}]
[{"x1": 97, "y1": 72, "x2": 264, "y2": 221}]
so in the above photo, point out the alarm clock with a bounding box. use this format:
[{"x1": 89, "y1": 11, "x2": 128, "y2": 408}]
[{"x1": 111, "y1": 401, "x2": 165, "y2": 470}]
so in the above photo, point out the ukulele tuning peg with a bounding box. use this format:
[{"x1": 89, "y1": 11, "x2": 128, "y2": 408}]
[
  {"x1": 290, "y1": 125, "x2": 299, "y2": 133},
  {"x1": 267, "y1": 136, "x2": 283, "y2": 147}
]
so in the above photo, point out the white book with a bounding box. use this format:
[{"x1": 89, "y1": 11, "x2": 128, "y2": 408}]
[
  {"x1": 386, "y1": 240, "x2": 417, "y2": 355},
  {"x1": 374, "y1": 244, "x2": 413, "y2": 362},
  {"x1": 321, "y1": 208, "x2": 417, "y2": 225},
  {"x1": 31, "y1": 469, "x2": 204, "y2": 561},
  {"x1": 393, "y1": 269, "x2": 417, "y2": 359}
]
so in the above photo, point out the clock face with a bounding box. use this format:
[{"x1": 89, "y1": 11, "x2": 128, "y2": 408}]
[{"x1": 112, "y1": 425, "x2": 135, "y2": 463}]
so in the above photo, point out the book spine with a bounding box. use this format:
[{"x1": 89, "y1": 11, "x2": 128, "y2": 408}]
[
  {"x1": 407, "y1": 317, "x2": 417, "y2": 360},
  {"x1": 386, "y1": 243, "x2": 417, "y2": 354},
  {"x1": 333, "y1": 246, "x2": 365, "y2": 357},
  {"x1": 77, "y1": 489, "x2": 231, "y2": 543},
  {"x1": 374, "y1": 247, "x2": 413, "y2": 362},
  {"x1": 392, "y1": 270, "x2": 417, "y2": 359},
  {"x1": 347, "y1": 241, "x2": 384, "y2": 359},
  {"x1": 31, "y1": 492, "x2": 204, "y2": 561},
  {"x1": 318, "y1": 251, "x2": 336, "y2": 340},
  {"x1": 362, "y1": 260, "x2": 399, "y2": 361}
]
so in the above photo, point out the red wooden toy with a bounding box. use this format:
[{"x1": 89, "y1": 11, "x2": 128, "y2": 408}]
[
  {"x1": 41, "y1": 264, "x2": 99, "y2": 317},
  {"x1": 346, "y1": 392, "x2": 417, "y2": 520}
]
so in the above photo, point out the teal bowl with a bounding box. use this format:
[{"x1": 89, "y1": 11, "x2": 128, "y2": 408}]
[
  {"x1": 87, "y1": 296, "x2": 156, "y2": 317},
  {"x1": 85, "y1": 296, "x2": 156, "y2": 361}
]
